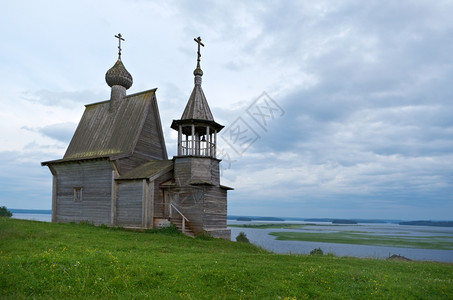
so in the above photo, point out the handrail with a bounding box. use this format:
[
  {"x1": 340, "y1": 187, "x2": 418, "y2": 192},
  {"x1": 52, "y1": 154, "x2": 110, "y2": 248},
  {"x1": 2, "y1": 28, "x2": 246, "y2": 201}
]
[
  {"x1": 181, "y1": 140, "x2": 215, "y2": 157},
  {"x1": 170, "y1": 203, "x2": 189, "y2": 222},
  {"x1": 170, "y1": 203, "x2": 189, "y2": 233}
]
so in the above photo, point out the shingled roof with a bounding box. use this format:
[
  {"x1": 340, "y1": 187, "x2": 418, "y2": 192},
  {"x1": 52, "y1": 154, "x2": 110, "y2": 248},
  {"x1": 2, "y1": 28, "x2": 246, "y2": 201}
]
[
  {"x1": 181, "y1": 83, "x2": 214, "y2": 121},
  {"x1": 42, "y1": 88, "x2": 167, "y2": 165},
  {"x1": 170, "y1": 67, "x2": 223, "y2": 132}
]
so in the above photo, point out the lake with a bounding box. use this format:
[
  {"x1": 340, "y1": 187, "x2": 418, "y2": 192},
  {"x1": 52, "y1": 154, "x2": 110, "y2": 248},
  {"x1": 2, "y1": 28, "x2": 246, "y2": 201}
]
[
  {"x1": 12, "y1": 213, "x2": 52, "y2": 222},
  {"x1": 228, "y1": 221, "x2": 453, "y2": 263},
  {"x1": 11, "y1": 213, "x2": 453, "y2": 263}
]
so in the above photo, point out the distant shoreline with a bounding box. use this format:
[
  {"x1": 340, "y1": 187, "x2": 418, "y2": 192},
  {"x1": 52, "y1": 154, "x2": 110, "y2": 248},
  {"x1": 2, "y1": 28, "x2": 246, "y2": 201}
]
[
  {"x1": 9, "y1": 211, "x2": 453, "y2": 227},
  {"x1": 9, "y1": 209, "x2": 52, "y2": 215}
]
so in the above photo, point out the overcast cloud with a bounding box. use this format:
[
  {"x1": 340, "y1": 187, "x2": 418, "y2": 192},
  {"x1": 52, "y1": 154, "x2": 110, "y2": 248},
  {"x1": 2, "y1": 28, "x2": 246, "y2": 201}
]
[{"x1": 1, "y1": 0, "x2": 452, "y2": 220}]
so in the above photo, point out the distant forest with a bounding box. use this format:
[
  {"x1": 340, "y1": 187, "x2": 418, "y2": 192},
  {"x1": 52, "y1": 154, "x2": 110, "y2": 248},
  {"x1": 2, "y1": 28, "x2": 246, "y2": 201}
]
[{"x1": 399, "y1": 221, "x2": 453, "y2": 227}]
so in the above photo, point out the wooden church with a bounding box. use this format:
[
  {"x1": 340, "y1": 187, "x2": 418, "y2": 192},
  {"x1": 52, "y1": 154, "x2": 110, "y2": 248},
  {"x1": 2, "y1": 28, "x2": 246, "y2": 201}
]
[{"x1": 42, "y1": 35, "x2": 232, "y2": 239}]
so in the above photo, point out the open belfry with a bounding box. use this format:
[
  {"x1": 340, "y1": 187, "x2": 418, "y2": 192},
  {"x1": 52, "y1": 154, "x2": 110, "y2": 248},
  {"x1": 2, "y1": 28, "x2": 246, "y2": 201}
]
[{"x1": 42, "y1": 35, "x2": 232, "y2": 239}]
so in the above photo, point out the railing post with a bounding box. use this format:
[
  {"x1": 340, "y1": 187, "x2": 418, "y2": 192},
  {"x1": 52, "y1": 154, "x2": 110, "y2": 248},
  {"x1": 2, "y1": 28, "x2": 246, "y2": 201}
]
[
  {"x1": 182, "y1": 218, "x2": 185, "y2": 233},
  {"x1": 178, "y1": 125, "x2": 182, "y2": 156}
]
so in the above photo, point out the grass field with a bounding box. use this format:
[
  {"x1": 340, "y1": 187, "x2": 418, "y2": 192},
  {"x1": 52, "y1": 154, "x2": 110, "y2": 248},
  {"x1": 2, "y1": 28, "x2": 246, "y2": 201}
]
[{"x1": 1, "y1": 218, "x2": 453, "y2": 299}]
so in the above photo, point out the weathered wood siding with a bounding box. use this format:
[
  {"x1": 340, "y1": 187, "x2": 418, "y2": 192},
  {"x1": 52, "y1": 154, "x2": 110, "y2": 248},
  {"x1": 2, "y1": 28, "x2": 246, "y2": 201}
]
[
  {"x1": 53, "y1": 160, "x2": 113, "y2": 225},
  {"x1": 116, "y1": 180, "x2": 143, "y2": 227},
  {"x1": 168, "y1": 186, "x2": 204, "y2": 234},
  {"x1": 173, "y1": 157, "x2": 220, "y2": 186},
  {"x1": 114, "y1": 95, "x2": 168, "y2": 175},
  {"x1": 152, "y1": 171, "x2": 173, "y2": 218},
  {"x1": 134, "y1": 95, "x2": 167, "y2": 161},
  {"x1": 203, "y1": 186, "x2": 227, "y2": 229},
  {"x1": 171, "y1": 157, "x2": 227, "y2": 235}
]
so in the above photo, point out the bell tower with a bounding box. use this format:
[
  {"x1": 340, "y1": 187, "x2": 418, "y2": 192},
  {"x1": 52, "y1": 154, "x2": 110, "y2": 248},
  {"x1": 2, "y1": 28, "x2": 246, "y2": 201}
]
[
  {"x1": 171, "y1": 37, "x2": 223, "y2": 157},
  {"x1": 168, "y1": 37, "x2": 231, "y2": 239}
]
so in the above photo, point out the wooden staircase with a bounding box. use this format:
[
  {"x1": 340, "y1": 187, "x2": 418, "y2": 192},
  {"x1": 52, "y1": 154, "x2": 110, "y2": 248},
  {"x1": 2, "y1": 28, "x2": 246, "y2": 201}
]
[
  {"x1": 170, "y1": 217, "x2": 195, "y2": 237},
  {"x1": 169, "y1": 203, "x2": 195, "y2": 238}
]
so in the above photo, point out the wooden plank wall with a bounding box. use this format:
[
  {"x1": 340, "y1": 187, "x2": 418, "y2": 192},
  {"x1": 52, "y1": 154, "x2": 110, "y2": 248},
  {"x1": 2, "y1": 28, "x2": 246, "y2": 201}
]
[
  {"x1": 171, "y1": 186, "x2": 204, "y2": 233},
  {"x1": 53, "y1": 160, "x2": 113, "y2": 225},
  {"x1": 134, "y1": 97, "x2": 167, "y2": 161},
  {"x1": 174, "y1": 157, "x2": 220, "y2": 185},
  {"x1": 116, "y1": 180, "x2": 143, "y2": 227},
  {"x1": 203, "y1": 186, "x2": 228, "y2": 228},
  {"x1": 152, "y1": 171, "x2": 173, "y2": 218},
  {"x1": 171, "y1": 157, "x2": 226, "y2": 234}
]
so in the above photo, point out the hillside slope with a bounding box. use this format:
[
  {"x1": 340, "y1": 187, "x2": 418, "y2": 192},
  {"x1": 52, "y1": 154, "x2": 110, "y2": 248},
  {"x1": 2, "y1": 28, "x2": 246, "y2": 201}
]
[{"x1": 1, "y1": 218, "x2": 452, "y2": 299}]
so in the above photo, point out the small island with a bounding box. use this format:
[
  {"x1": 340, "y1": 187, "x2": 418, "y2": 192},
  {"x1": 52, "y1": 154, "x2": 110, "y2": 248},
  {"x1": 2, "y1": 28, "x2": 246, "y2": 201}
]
[
  {"x1": 332, "y1": 219, "x2": 358, "y2": 225},
  {"x1": 399, "y1": 221, "x2": 453, "y2": 227}
]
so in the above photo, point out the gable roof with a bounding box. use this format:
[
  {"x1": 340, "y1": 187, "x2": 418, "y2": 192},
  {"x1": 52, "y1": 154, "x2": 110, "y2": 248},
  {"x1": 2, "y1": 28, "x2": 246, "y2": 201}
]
[
  {"x1": 43, "y1": 88, "x2": 167, "y2": 165},
  {"x1": 64, "y1": 89, "x2": 160, "y2": 160}
]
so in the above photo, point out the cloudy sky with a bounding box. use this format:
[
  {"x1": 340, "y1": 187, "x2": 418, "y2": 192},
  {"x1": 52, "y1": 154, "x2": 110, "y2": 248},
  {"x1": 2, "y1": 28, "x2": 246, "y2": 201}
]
[{"x1": 1, "y1": 1, "x2": 452, "y2": 220}]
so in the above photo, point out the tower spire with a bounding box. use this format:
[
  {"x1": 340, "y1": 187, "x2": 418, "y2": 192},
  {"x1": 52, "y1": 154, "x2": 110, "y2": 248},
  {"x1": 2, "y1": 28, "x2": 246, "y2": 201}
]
[{"x1": 171, "y1": 36, "x2": 224, "y2": 158}]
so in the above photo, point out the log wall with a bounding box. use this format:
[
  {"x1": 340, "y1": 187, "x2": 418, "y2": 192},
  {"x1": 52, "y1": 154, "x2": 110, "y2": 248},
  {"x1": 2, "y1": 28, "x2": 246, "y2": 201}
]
[
  {"x1": 173, "y1": 157, "x2": 220, "y2": 186},
  {"x1": 171, "y1": 156, "x2": 227, "y2": 235},
  {"x1": 53, "y1": 159, "x2": 113, "y2": 225},
  {"x1": 116, "y1": 180, "x2": 143, "y2": 227}
]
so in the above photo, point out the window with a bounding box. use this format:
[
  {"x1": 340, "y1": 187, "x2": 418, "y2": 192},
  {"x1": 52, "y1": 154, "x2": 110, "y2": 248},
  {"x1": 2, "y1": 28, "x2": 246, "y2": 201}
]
[{"x1": 74, "y1": 187, "x2": 83, "y2": 202}]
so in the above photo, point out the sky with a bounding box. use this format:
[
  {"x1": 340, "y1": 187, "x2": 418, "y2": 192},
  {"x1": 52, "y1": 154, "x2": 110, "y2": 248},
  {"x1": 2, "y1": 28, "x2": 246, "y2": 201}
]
[{"x1": 1, "y1": 0, "x2": 452, "y2": 220}]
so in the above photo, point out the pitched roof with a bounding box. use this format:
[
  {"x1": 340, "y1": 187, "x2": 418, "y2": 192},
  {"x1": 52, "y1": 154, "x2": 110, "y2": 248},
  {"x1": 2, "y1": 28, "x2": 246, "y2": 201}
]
[
  {"x1": 170, "y1": 74, "x2": 224, "y2": 132},
  {"x1": 117, "y1": 160, "x2": 173, "y2": 180},
  {"x1": 181, "y1": 84, "x2": 214, "y2": 121},
  {"x1": 41, "y1": 88, "x2": 168, "y2": 166}
]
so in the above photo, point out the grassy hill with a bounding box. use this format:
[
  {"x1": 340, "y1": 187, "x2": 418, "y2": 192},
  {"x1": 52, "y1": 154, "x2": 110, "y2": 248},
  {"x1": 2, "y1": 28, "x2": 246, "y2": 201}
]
[{"x1": 1, "y1": 218, "x2": 452, "y2": 299}]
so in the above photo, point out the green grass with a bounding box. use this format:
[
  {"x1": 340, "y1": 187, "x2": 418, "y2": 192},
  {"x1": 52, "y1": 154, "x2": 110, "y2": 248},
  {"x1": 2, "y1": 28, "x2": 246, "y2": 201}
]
[
  {"x1": 269, "y1": 231, "x2": 453, "y2": 250},
  {"x1": 1, "y1": 218, "x2": 453, "y2": 299}
]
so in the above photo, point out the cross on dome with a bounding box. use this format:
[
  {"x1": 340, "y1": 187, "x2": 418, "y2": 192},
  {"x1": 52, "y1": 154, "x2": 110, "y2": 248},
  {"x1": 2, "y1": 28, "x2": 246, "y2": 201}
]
[
  {"x1": 115, "y1": 33, "x2": 125, "y2": 58},
  {"x1": 194, "y1": 36, "x2": 204, "y2": 69}
]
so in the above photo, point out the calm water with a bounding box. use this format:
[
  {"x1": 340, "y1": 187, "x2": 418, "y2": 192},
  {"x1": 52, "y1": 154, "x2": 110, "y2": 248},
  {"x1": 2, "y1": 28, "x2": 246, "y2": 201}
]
[
  {"x1": 11, "y1": 214, "x2": 453, "y2": 262},
  {"x1": 12, "y1": 213, "x2": 52, "y2": 222},
  {"x1": 228, "y1": 221, "x2": 453, "y2": 263}
]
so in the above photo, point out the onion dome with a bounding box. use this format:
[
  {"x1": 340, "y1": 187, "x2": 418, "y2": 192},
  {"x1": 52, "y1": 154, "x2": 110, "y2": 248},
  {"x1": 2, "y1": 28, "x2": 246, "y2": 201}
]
[
  {"x1": 194, "y1": 66, "x2": 203, "y2": 77},
  {"x1": 105, "y1": 58, "x2": 133, "y2": 89}
]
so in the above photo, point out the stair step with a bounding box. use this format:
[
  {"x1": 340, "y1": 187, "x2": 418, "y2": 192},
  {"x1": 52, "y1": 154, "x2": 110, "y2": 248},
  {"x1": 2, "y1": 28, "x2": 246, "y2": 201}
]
[{"x1": 170, "y1": 218, "x2": 195, "y2": 237}]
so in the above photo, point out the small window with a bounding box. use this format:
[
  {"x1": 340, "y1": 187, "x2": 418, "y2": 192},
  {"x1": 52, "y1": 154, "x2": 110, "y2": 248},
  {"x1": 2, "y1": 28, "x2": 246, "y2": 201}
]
[{"x1": 74, "y1": 187, "x2": 83, "y2": 202}]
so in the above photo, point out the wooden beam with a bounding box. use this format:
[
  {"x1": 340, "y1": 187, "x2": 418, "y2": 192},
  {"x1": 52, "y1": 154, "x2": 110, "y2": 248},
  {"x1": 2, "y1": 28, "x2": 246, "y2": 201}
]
[
  {"x1": 206, "y1": 126, "x2": 210, "y2": 157},
  {"x1": 178, "y1": 125, "x2": 182, "y2": 156},
  {"x1": 214, "y1": 130, "x2": 217, "y2": 158},
  {"x1": 52, "y1": 173, "x2": 57, "y2": 223},
  {"x1": 149, "y1": 180, "x2": 155, "y2": 229},
  {"x1": 191, "y1": 124, "x2": 195, "y2": 156},
  {"x1": 142, "y1": 179, "x2": 147, "y2": 228},
  {"x1": 111, "y1": 170, "x2": 118, "y2": 225}
]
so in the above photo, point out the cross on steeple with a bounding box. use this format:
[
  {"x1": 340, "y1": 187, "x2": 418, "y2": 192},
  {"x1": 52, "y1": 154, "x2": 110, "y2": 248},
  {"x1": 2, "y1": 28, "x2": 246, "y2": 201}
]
[
  {"x1": 194, "y1": 36, "x2": 205, "y2": 68},
  {"x1": 115, "y1": 33, "x2": 125, "y2": 58}
]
